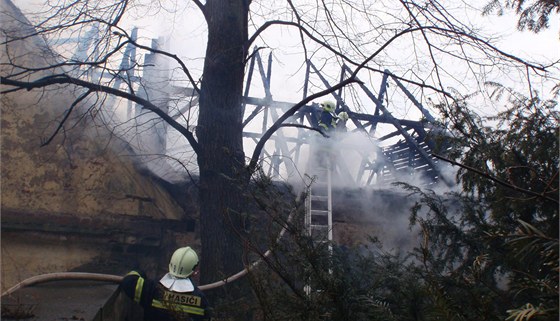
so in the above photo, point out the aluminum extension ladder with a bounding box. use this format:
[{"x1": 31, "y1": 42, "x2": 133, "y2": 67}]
[
  {"x1": 305, "y1": 156, "x2": 333, "y2": 246},
  {"x1": 304, "y1": 154, "x2": 333, "y2": 295}
]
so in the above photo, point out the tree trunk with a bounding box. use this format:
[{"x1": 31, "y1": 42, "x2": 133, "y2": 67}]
[{"x1": 196, "y1": 0, "x2": 249, "y2": 289}]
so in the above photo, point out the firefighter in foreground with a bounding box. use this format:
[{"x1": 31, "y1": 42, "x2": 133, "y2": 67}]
[{"x1": 121, "y1": 246, "x2": 211, "y2": 320}]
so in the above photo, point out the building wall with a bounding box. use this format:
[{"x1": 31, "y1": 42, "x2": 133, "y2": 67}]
[
  {"x1": 0, "y1": 0, "x2": 198, "y2": 292},
  {"x1": 0, "y1": 93, "x2": 186, "y2": 219}
]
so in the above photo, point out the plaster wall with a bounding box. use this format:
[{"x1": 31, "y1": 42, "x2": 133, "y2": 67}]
[{"x1": 1, "y1": 232, "x2": 102, "y2": 291}]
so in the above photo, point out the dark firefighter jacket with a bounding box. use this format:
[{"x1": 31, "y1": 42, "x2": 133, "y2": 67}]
[
  {"x1": 120, "y1": 270, "x2": 211, "y2": 321},
  {"x1": 319, "y1": 109, "x2": 337, "y2": 131}
]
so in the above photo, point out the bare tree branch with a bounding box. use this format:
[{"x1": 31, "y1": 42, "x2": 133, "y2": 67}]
[
  {"x1": 40, "y1": 89, "x2": 93, "y2": 147},
  {"x1": 247, "y1": 20, "x2": 548, "y2": 103},
  {"x1": 0, "y1": 74, "x2": 201, "y2": 154},
  {"x1": 279, "y1": 123, "x2": 328, "y2": 137}
]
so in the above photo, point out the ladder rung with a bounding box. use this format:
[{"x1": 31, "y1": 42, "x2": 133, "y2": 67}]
[
  {"x1": 310, "y1": 185, "x2": 329, "y2": 197},
  {"x1": 310, "y1": 188, "x2": 328, "y2": 194},
  {"x1": 311, "y1": 195, "x2": 328, "y2": 201},
  {"x1": 310, "y1": 224, "x2": 329, "y2": 229},
  {"x1": 311, "y1": 210, "x2": 329, "y2": 216},
  {"x1": 310, "y1": 193, "x2": 328, "y2": 198}
]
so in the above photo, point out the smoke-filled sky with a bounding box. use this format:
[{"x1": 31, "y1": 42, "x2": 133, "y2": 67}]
[{"x1": 14, "y1": 0, "x2": 558, "y2": 102}]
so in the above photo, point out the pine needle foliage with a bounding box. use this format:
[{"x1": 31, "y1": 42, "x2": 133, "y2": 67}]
[
  {"x1": 482, "y1": 0, "x2": 560, "y2": 33},
  {"x1": 408, "y1": 88, "x2": 559, "y2": 320}
]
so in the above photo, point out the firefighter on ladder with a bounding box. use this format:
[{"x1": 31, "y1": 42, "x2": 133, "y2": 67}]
[
  {"x1": 121, "y1": 246, "x2": 211, "y2": 320},
  {"x1": 318, "y1": 100, "x2": 337, "y2": 132},
  {"x1": 318, "y1": 100, "x2": 349, "y2": 132},
  {"x1": 316, "y1": 100, "x2": 348, "y2": 168}
]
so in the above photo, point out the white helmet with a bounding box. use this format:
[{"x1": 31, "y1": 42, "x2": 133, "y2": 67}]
[
  {"x1": 168, "y1": 247, "x2": 199, "y2": 278},
  {"x1": 337, "y1": 111, "x2": 349, "y2": 121}
]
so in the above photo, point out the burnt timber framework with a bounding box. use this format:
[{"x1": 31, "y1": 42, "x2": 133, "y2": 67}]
[
  {"x1": 242, "y1": 50, "x2": 450, "y2": 187},
  {"x1": 63, "y1": 26, "x2": 451, "y2": 188}
]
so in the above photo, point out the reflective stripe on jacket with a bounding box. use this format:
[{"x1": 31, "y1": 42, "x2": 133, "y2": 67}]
[{"x1": 121, "y1": 270, "x2": 210, "y2": 321}]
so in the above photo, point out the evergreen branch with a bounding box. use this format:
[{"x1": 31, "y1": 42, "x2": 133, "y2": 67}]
[{"x1": 432, "y1": 153, "x2": 558, "y2": 204}]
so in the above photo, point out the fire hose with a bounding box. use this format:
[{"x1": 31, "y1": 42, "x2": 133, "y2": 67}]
[
  {"x1": 2, "y1": 194, "x2": 299, "y2": 298},
  {"x1": 1, "y1": 247, "x2": 271, "y2": 297}
]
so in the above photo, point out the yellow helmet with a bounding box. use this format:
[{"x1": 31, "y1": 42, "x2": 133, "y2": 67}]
[
  {"x1": 320, "y1": 100, "x2": 336, "y2": 112},
  {"x1": 168, "y1": 247, "x2": 199, "y2": 278}
]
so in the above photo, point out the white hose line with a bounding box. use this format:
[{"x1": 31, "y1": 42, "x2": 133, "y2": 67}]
[
  {"x1": 2, "y1": 195, "x2": 300, "y2": 298},
  {"x1": 1, "y1": 272, "x2": 122, "y2": 297},
  {"x1": 1, "y1": 245, "x2": 277, "y2": 297}
]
